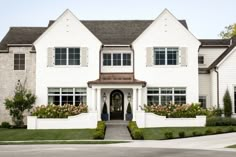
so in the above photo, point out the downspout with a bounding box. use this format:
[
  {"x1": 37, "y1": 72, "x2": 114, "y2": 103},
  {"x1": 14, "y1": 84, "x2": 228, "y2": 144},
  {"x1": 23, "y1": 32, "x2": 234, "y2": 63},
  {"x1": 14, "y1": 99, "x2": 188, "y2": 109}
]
[{"x1": 214, "y1": 67, "x2": 220, "y2": 109}]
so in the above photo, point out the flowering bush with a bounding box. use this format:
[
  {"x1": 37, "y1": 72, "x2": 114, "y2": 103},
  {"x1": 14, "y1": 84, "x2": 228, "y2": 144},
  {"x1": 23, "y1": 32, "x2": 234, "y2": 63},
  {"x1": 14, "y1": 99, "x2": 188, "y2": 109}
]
[
  {"x1": 144, "y1": 103, "x2": 207, "y2": 118},
  {"x1": 31, "y1": 104, "x2": 88, "y2": 118}
]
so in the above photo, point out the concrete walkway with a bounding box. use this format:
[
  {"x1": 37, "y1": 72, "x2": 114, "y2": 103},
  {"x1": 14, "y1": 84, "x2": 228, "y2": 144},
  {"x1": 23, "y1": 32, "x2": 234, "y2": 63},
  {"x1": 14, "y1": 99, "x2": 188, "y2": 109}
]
[{"x1": 104, "y1": 120, "x2": 132, "y2": 140}]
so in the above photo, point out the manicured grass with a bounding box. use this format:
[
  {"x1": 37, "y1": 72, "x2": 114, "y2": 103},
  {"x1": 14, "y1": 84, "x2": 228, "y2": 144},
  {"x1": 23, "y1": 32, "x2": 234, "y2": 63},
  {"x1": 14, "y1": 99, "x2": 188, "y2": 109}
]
[
  {"x1": 227, "y1": 144, "x2": 236, "y2": 148},
  {"x1": 0, "y1": 141, "x2": 129, "y2": 145},
  {"x1": 0, "y1": 128, "x2": 95, "y2": 141},
  {"x1": 142, "y1": 126, "x2": 236, "y2": 140}
]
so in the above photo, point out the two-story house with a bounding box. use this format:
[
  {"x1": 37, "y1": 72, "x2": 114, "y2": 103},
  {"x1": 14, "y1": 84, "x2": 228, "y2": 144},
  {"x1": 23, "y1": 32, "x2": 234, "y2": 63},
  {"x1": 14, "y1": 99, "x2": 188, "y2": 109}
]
[{"x1": 0, "y1": 9, "x2": 236, "y2": 123}]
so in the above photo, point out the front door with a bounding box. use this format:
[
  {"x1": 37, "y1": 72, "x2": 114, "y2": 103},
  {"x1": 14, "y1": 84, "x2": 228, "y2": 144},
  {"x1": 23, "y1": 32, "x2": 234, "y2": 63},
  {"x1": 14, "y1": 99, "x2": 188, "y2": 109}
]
[{"x1": 110, "y1": 90, "x2": 124, "y2": 120}]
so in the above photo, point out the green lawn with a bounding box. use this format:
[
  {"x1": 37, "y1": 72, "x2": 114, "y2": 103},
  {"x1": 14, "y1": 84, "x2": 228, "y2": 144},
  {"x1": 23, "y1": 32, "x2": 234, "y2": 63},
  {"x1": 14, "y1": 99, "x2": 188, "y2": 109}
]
[
  {"x1": 0, "y1": 128, "x2": 95, "y2": 141},
  {"x1": 227, "y1": 144, "x2": 236, "y2": 148},
  {"x1": 142, "y1": 126, "x2": 236, "y2": 140}
]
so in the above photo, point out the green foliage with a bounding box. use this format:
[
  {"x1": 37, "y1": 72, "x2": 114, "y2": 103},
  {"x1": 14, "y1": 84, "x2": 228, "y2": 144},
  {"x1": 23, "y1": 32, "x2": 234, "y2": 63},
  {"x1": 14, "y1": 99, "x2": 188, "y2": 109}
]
[
  {"x1": 102, "y1": 102, "x2": 107, "y2": 114},
  {"x1": 93, "y1": 121, "x2": 106, "y2": 139},
  {"x1": 216, "y1": 128, "x2": 223, "y2": 134},
  {"x1": 223, "y1": 89, "x2": 232, "y2": 117},
  {"x1": 1, "y1": 122, "x2": 11, "y2": 128},
  {"x1": 219, "y1": 24, "x2": 236, "y2": 39},
  {"x1": 144, "y1": 103, "x2": 207, "y2": 118},
  {"x1": 206, "y1": 117, "x2": 236, "y2": 126},
  {"x1": 192, "y1": 131, "x2": 202, "y2": 136},
  {"x1": 128, "y1": 121, "x2": 144, "y2": 140},
  {"x1": 227, "y1": 127, "x2": 234, "y2": 132},
  {"x1": 4, "y1": 83, "x2": 36, "y2": 127},
  {"x1": 32, "y1": 104, "x2": 88, "y2": 118},
  {"x1": 178, "y1": 131, "x2": 185, "y2": 138},
  {"x1": 127, "y1": 102, "x2": 132, "y2": 114},
  {"x1": 205, "y1": 128, "x2": 214, "y2": 135},
  {"x1": 164, "y1": 132, "x2": 173, "y2": 139}
]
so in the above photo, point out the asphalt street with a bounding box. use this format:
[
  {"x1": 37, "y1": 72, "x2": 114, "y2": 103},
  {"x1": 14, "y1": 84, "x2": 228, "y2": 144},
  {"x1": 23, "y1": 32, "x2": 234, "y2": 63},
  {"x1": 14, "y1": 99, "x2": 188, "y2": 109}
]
[{"x1": 0, "y1": 145, "x2": 235, "y2": 157}]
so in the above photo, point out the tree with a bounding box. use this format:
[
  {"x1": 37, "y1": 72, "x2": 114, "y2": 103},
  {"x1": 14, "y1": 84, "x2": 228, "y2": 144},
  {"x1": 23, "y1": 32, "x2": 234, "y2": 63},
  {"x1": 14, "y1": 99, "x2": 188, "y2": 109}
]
[
  {"x1": 223, "y1": 89, "x2": 232, "y2": 117},
  {"x1": 219, "y1": 23, "x2": 236, "y2": 39},
  {"x1": 4, "y1": 83, "x2": 36, "y2": 127}
]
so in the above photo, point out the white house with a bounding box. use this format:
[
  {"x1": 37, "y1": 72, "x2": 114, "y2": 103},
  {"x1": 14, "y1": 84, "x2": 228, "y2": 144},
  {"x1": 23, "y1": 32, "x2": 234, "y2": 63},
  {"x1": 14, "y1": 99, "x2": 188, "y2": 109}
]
[{"x1": 0, "y1": 9, "x2": 236, "y2": 124}]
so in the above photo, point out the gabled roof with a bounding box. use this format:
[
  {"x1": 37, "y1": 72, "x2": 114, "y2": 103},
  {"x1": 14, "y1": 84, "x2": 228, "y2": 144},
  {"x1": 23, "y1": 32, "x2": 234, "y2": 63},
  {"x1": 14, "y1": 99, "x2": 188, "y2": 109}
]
[
  {"x1": 208, "y1": 37, "x2": 236, "y2": 69},
  {"x1": 0, "y1": 20, "x2": 188, "y2": 50}
]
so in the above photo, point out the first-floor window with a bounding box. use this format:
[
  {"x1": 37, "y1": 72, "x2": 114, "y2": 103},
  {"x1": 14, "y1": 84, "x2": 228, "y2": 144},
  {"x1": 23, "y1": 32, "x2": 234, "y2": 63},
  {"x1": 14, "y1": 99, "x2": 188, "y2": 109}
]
[
  {"x1": 199, "y1": 96, "x2": 207, "y2": 108},
  {"x1": 48, "y1": 87, "x2": 86, "y2": 105},
  {"x1": 147, "y1": 87, "x2": 186, "y2": 105}
]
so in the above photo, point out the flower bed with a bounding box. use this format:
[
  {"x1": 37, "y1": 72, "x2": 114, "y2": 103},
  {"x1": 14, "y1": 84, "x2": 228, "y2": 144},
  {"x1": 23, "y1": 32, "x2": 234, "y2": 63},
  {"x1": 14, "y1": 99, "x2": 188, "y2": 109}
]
[
  {"x1": 31, "y1": 104, "x2": 88, "y2": 118},
  {"x1": 144, "y1": 103, "x2": 207, "y2": 118}
]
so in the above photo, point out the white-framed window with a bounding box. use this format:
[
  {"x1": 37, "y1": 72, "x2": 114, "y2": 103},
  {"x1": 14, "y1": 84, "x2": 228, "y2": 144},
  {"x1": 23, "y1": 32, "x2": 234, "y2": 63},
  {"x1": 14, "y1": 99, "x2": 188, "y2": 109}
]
[
  {"x1": 102, "y1": 52, "x2": 131, "y2": 66},
  {"x1": 48, "y1": 87, "x2": 86, "y2": 105},
  {"x1": 147, "y1": 87, "x2": 186, "y2": 105},
  {"x1": 198, "y1": 55, "x2": 204, "y2": 64},
  {"x1": 154, "y1": 48, "x2": 179, "y2": 65},
  {"x1": 14, "y1": 54, "x2": 25, "y2": 70},
  {"x1": 199, "y1": 96, "x2": 207, "y2": 108},
  {"x1": 55, "y1": 48, "x2": 80, "y2": 66}
]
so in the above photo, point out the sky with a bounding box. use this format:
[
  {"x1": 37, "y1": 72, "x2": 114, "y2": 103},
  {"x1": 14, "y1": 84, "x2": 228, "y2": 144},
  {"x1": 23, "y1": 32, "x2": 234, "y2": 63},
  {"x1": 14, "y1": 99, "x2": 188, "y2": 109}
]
[{"x1": 0, "y1": 0, "x2": 235, "y2": 41}]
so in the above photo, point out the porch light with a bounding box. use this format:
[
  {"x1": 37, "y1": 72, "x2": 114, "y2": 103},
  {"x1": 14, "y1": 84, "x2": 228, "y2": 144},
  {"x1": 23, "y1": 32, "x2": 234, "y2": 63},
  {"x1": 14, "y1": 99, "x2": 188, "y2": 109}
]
[
  {"x1": 127, "y1": 93, "x2": 131, "y2": 102},
  {"x1": 103, "y1": 93, "x2": 107, "y2": 102}
]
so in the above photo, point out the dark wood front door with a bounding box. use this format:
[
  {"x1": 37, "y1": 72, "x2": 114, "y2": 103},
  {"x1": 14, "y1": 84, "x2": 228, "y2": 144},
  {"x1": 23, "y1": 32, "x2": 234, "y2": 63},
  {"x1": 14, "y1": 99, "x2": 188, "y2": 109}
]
[{"x1": 110, "y1": 90, "x2": 124, "y2": 120}]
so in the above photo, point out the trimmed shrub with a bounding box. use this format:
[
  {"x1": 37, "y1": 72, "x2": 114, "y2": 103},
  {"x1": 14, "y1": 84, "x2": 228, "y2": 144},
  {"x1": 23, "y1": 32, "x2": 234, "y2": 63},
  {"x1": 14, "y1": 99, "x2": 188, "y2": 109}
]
[
  {"x1": 164, "y1": 132, "x2": 173, "y2": 139},
  {"x1": 178, "y1": 131, "x2": 185, "y2": 138},
  {"x1": 205, "y1": 128, "x2": 214, "y2": 135},
  {"x1": 227, "y1": 127, "x2": 234, "y2": 132},
  {"x1": 127, "y1": 121, "x2": 144, "y2": 140},
  {"x1": 223, "y1": 89, "x2": 232, "y2": 117},
  {"x1": 206, "y1": 117, "x2": 236, "y2": 126},
  {"x1": 216, "y1": 128, "x2": 223, "y2": 134},
  {"x1": 127, "y1": 102, "x2": 132, "y2": 114},
  {"x1": 1, "y1": 122, "x2": 11, "y2": 128},
  {"x1": 32, "y1": 104, "x2": 88, "y2": 118},
  {"x1": 192, "y1": 131, "x2": 202, "y2": 136},
  {"x1": 93, "y1": 121, "x2": 106, "y2": 139}
]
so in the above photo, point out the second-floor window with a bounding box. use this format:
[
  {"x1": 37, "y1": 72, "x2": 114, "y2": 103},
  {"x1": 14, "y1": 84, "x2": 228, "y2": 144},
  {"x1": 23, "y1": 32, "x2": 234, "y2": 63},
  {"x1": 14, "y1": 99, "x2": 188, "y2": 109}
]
[
  {"x1": 55, "y1": 48, "x2": 80, "y2": 66},
  {"x1": 154, "y1": 48, "x2": 178, "y2": 65},
  {"x1": 198, "y1": 56, "x2": 204, "y2": 64},
  {"x1": 14, "y1": 54, "x2": 25, "y2": 70},
  {"x1": 103, "y1": 53, "x2": 131, "y2": 66}
]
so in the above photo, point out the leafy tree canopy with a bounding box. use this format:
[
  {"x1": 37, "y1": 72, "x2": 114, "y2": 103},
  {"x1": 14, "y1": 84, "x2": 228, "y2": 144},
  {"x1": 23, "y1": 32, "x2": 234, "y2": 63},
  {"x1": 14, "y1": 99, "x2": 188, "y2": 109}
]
[{"x1": 219, "y1": 23, "x2": 236, "y2": 39}]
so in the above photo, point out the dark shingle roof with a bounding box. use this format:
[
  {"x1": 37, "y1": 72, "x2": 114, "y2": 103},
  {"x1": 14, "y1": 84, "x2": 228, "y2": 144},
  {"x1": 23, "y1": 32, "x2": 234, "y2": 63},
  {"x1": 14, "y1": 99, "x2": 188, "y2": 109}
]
[
  {"x1": 0, "y1": 27, "x2": 46, "y2": 50},
  {"x1": 0, "y1": 20, "x2": 188, "y2": 50},
  {"x1": 200, "y1": 39, "x2": 231, "y2": 47},
  {"x1": 208, "y1": 37, "x2": 236, "y2": 69}
]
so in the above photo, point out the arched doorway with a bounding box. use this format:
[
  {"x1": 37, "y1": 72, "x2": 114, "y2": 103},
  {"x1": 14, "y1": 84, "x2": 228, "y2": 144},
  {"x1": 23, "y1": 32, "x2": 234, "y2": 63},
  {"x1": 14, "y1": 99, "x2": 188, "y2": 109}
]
[{"x1": 110, "y1": 90, "x2": 124, "y2": 120}]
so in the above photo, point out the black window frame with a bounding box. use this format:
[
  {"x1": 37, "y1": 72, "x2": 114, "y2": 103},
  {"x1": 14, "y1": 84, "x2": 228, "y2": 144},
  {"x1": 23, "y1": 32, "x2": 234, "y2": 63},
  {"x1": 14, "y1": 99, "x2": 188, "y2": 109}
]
[{"x1": 14, "y1": 54, "x2": 25, "y2": 70}]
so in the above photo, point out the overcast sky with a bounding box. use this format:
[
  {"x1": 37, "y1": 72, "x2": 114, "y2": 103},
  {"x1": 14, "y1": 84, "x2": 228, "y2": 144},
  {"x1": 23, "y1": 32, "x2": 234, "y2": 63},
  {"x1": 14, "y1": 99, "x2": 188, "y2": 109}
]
[{"x1": 0, "y1": 0, "x2": 235, "y2": 41}]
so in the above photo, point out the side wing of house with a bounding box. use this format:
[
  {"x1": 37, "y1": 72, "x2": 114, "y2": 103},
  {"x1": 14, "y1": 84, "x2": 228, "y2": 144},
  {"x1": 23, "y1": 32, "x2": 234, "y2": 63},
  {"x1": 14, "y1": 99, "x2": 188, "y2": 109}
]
[
  {"x1": 132, "y1": 9, "x2": 200, "y2": 105},
  {"x1": 34, "y1": 10, "x2": 102, "y2": 110}
]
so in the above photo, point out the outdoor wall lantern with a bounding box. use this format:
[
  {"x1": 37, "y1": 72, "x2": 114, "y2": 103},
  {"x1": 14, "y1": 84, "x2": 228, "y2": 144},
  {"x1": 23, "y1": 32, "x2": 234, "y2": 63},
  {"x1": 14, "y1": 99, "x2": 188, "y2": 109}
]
[
  {"x1": 103, "y1": 93, "x2": 107, "y2": 102},
  {"x1": 127, "y1": 93, "x2": 131, "y2": 102}
]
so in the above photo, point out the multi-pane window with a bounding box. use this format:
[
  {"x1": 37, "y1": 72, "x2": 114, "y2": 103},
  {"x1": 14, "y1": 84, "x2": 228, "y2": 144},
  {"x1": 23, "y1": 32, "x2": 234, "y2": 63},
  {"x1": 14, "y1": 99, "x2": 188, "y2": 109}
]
[
  {"x1": 14, "y1": 54, "x2": 25, "y2": 70},
  {"x1": 102, "y1": 53, "x2": 131, "y2": 66},
  {"x1": 147, "y1": 87, "x2": 186, "y2": 105},
  {"x1": 199, "y1": 96, "x2": 207, "y2": 109},
  {"x1": 113, "y1": 53, "x2": 121, "y2": 66},
  {"x1": 154, "y1": 48, "x2": 179, "y2": 65},
  {"x1": 55, "y1": 48, "x2": 67, "y2": 65},
  {"x1": 123, "y1": 53, "x2": 131, "y2": 66},
  {"x1": 48, "y1": 88, "x2": 86, "y2": 105},
  {"x1": 69, "y1": 48, "x2": 80, "y2": 65},
  {"x1": 198, "y1": 56, "x2": 204, "y2": 64},
  {"x1": 103, "y1": 53, "x2": 112, "y2": 66},
  {"x1": 55, "y1": 48, "x2": 80, "y2": 66}
]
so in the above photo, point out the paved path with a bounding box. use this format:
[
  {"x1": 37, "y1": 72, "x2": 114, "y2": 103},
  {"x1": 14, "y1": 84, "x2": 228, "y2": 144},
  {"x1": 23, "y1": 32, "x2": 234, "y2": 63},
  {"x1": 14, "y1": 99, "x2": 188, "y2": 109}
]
[
  {"x1": 0, "y1": 145, "x2": 235, "y2": 157},
  {"x1": 104, "y1": 121, "x2": 132, "y2": 140}
]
